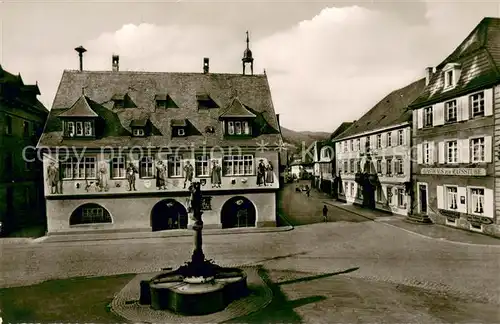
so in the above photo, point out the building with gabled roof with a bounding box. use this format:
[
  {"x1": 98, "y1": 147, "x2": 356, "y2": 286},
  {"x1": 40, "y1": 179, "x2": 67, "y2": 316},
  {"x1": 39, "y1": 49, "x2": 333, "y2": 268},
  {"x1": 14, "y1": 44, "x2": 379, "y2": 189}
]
[
  {"x1": 333, "y1": 78, "x2": 426, "y2": 215},
  {"x1": 410, "y1": 17, "x2": 500, "y2": 237},
  {"x1": 0, "y1": 65, "x2": 48, "y2": 235},
  {"x1": 38, "y1": 35, "x2": 284, "y2": 234}
]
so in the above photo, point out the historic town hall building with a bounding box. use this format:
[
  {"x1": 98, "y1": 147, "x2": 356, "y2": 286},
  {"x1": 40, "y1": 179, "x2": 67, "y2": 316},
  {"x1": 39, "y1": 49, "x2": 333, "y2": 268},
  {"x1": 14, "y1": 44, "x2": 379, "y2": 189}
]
[
  {"x1": 38, "y1": 37, "x2": 283, "y2": 234},
  {"x1": 410, "y1": 17, "x2": 500, "y2": 236}
]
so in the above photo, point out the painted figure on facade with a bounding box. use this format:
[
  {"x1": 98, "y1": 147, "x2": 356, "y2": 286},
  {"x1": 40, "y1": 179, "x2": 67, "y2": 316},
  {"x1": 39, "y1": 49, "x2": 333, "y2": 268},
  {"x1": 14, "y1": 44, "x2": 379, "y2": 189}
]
[
  {"x1": 97, "y1": 162, "x2": 109, "y2": 192},
  {"x1": 265, "y1": 161, "x2": 274, "y2": 184},
  {"x1": 183, "y1": 160, "x2": 194, "y2": 189},
  {"x1": 47, "y1": 161, "x2": 60, "y2": 194},
  {"x1": 126, "y1": 162, "x2": 138, "y2": 191},
  {"x1": 257, "y1": 159, "x2": 266, "y2": 186},
  {"x1": 156, "y1": 160, "x2": 167, "y2": 190},
  {"x1": 211, "y1": 160, "x2": 222, "y2": 188}
]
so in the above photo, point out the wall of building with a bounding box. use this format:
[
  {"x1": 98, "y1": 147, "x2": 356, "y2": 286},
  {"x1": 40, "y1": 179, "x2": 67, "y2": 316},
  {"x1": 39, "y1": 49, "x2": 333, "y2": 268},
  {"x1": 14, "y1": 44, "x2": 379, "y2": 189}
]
[
  {"x1": 0, "y1": 101, "x2": 47, "y2": 232},
  {"x1": 42, "y1": 149, "x2": 279, "y2": 197},
  {"x1": 334, "y1": 125, "x2": 411, "y2": 216},
  {"x1": 494, "y1": 84, "x2": 500, "y2": 223},
  {"x1": 46, "y1": 191, "x2": 276, "y2": 233},
  {"x1": 413, "y1": 86, "x2": 498, "y2": 236}
]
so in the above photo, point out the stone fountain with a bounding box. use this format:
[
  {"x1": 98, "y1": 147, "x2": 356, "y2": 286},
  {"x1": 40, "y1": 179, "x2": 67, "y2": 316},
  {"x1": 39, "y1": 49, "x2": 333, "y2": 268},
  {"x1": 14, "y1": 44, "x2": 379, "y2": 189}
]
[{"x1": 139, "y1": 182, "x2": 248, "y2": 315}]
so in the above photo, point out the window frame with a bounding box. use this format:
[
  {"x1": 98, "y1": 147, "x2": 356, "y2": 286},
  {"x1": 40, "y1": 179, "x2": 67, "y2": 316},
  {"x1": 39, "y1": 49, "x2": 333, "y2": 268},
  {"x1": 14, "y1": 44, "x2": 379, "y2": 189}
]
[
  {"x1": 75, "y1": 121, "x2": 83, "y2": 136},
  {"x1": 445, "y1": 140, "x2": 458, "y2": 164},
  {"x1": 110, "y1": 157, "x2": 126, "y2": 179},
  {"x1": 386, "y1": 158, "x2": 392, "y2": 176},
  {"x1": 376, "y1": 159, "x2": 382, "y2": 174},
  {"x1": 444, "y1": 185, "x2": 458, "y2": 210},
  {"x1": 168, "y1": 155, "x2": 183, "y2": 178},
  {"x1": 133, "y1": 128, "x2": 145, "y2": 137},
  {"x1": 83, "y1": 121, "x2": 93, "y2": 136},
  {"x1": 67, "y1": 121, "x2": 75, "y2": 137},
  {"x1": 470, "y1": 137, "x2": 485, "y2": 163},
  {"x1": 139, "y1": 156, "x2": 154, "y2": 178},
  {"x1": 397, "y1": 188, "x2": 405, "y2": 208},
  {"x1": 195, "y1": 155, "x2": 210, "y2": 177},
  {"x1": 470, "y1": 91, "x2": 485, "y2": 118},
  {"x1": 387, "y1": 186, "x2": 393, "y2": 204},
  {"x1": 5, "y1": 115, "x2": 12, "y2": 135},
  {"x1": 386, "y1": 132, "x2": 392, "y2": 147},
  {"x1": 445, "y1": 100, "x2": 457, "y2": 123},
  {"x1": 376, "y1": 134, "x2": 381, "y2": 149},
  {"x1": 424, "y1": 107, "x2": 433, "y2": 127},
  {"x1": 423, "y1": 142, "x2": 430, "y2": 165},
  {"x1": 222, "y1": 155, "x2": 254, "y2": 176},
  {"x1": 397, "y1": 130, "x2": 404, "y2": 146},
  {"x1": 60, "y1": 156, "x2": 97, "y2": 180},
  {"x1": 445, "y1": 70, "x2": 454, "y2": 88},
  {"x1": 469, "y1": 187, "x2": 485, "y2": 216}
]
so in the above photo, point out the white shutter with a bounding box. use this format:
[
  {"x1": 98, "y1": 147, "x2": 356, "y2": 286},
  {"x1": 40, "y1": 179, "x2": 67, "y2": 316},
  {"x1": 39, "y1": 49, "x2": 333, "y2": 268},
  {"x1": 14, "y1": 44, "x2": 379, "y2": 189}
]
[
  {"x1": 457, "y1": 186, "x2": 467, "y2": 214},
  {"x1": 434, "y1": 103, "x2": 445, "y2": 126},
  {"x1": 360, "y1": 137, "x2": 366, "y2": 153},
  {"x1": 381, "y1": 158, "x2": 386, "y2": 174},
  {"x1": 484, "y1": 188, "x2": 494, "y2": 218},
  {"x1": 484, "y1": 135, "x2": 492, "y2": 163},
  {"x1": 429, "y1": 141, "x2": 435, "y2": 164},
  {"x1": 417, "y1": 109, "x2": 423, "y2": 129},
  {"x1": 381, "y1": 132, "x2": 387, "y2": 148},
  {"x1": 371, "y1": 135, "x2": 377, "y2": 149},
  {"x1": 417, "y1": 144, "x2": 423, "y2": 165},
  {"x1": 436, "y1": 185, "x2": 444, "y2": 209},
  {"x1": 460, "y1": 139, "x2": 470, "y2": 164},
  {"x1": 484, "y1": 88, "x2": 493, "y2": 117},
  {"x1": 438, "y1": 141, "x2": 445, "y2": 164},
  {"x1": 460, "y1": 95, "x2": 470, "y2": 121},
  {"x1": 402, "y1": 128, "x2": 407, "y2": 146}
]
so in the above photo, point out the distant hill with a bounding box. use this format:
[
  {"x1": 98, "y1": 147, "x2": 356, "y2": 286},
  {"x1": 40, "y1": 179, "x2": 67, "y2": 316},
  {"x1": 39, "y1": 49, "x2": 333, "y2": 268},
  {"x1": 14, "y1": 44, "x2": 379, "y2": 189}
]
[{"x1": 280, "y1": 127, "x2": 331, "y2": 153}]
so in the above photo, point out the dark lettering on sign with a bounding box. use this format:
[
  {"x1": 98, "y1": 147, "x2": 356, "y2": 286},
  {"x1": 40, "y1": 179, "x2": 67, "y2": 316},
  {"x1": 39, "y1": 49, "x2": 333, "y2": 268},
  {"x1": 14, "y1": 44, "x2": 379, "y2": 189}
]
[
  {"x1": 439, "y1": 209, "x2": 460, "y2": 218},
  {"x1": 466, "y1": 215, "x2": 493, "y2": 225},
  {"x1": 201, "y1": 196, "x2": 212, "y2": 210}
]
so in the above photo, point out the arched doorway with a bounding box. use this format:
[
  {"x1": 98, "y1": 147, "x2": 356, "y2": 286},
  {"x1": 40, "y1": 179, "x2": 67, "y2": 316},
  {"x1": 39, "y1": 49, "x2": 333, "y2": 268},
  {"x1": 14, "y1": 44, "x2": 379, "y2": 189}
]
[
  {"x1": 70, "y1": 203, "x2": 112, "y2": 225},
  {"x1": 221, "y1": 196, "x2": 256, "y2": 228},
  {"x1": 151, "y1": 199, "x2": 188, "y2": 231}
]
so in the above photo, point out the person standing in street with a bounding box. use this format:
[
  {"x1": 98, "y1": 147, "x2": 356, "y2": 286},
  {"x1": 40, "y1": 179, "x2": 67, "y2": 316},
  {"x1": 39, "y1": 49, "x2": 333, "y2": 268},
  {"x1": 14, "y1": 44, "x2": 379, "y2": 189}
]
[{"x1": 322, "y1": 205, "x2": 328, "y2": 222}]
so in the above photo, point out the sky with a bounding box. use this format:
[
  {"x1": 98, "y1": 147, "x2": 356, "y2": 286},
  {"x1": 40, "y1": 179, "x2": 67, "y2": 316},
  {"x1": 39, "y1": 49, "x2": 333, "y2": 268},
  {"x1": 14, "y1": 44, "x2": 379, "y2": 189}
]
[{"x1": 0, "y1": 0, "x2": 499, "y2": 132}]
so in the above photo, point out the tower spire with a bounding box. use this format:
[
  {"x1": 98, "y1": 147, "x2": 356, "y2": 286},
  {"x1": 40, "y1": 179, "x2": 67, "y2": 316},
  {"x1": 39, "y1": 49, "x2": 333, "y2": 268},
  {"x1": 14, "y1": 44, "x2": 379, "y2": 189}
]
[{"x1": 242, "y1": 31, "x2": 254, "y2": 76}]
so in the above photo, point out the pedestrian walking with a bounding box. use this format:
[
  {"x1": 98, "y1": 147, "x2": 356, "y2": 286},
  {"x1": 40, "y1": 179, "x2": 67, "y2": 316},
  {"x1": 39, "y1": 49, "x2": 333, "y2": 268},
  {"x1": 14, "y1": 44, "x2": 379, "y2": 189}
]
[{"x1": 322, "y1": 205, "x2": 328, "y2": 222}]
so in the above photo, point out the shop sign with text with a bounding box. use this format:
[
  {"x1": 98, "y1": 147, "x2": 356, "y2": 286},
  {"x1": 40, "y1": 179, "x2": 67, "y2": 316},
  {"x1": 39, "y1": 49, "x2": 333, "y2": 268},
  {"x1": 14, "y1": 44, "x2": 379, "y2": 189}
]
[{"x1": 420, "y1": 168, "x2": 486, "y2": 176}]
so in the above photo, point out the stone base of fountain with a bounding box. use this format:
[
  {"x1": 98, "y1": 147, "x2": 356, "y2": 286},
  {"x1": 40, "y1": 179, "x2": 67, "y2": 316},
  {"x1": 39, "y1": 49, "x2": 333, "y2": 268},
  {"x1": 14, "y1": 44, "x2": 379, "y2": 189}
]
[{"x1": 140, "y1": 260, "x2": 248, "y2": 315}]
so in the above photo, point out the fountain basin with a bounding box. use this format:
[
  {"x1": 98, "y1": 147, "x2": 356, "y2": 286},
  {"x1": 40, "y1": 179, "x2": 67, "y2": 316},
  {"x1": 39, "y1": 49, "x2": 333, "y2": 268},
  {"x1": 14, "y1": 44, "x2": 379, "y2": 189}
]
[{"x1": 141, "y1": 267, "x2": 248, "y2": 315}]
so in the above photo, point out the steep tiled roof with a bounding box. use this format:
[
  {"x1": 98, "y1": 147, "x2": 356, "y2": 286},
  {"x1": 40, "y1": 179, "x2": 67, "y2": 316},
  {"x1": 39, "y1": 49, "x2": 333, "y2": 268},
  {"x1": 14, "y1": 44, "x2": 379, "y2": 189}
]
[
  {"x1": 334, "y1": 78, "x2": 426, "y2": 140},
  {"x1": 329, "y1": 122, "x2": 354, "y2": 141},
  {"x1": 39, "y1": 70, "x2": 281, "y2": 148},
  {"x1": 219, "y1": 97, "x2": 256, "y2": 118},
  {"x1": 57, "y1": 95, "x2": 99, "y2": 118},
  {"x1": 411, "y1": 17, "x2": 500, "y2": 108}
]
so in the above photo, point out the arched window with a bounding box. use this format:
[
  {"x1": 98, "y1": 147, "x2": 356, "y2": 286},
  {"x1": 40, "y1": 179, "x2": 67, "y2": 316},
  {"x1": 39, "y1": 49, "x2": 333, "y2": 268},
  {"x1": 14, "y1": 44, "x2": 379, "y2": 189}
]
[
  {"x1": 70, "y1": 203, "x2": 112, "y2": 225},
  {"x1": 221, "y1": 196, "x2": 256, "y2": 228}
]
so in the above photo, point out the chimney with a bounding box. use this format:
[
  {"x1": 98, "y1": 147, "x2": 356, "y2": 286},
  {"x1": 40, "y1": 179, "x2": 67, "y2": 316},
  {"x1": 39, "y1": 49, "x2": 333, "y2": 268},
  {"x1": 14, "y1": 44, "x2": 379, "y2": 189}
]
[
  {"x1": 425, "y1": 67, "x2": 434, "y2": 86},
  {"x1": 74, "y1": 46, "x2": 87, "y2": 72},
  {"x1": 112, "y1": 55, "x2": 120, "y2": 72},
  {"x1": 203, "y1": 58, "x2": 209, "y2": 74}
]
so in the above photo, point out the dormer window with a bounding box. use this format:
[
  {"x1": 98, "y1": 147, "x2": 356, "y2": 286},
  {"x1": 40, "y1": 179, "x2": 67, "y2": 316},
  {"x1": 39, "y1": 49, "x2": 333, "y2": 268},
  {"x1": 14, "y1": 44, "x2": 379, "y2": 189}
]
[
  {"x1": 112, "y1": 93, "x2": 136, "y2": 108},
  {"x1": 64, "y1": 120, "x2": 94, "y2": 138},
  {"x1": 155, "y1": 94, "x2": 178, "y2": 109},
  {"x1": 197, "y1": 93, "x2": 219, "y2": 109},
  {"x1": 171, "y1": 119, "x2": 187, "y2": 137},
  {"x1": 114, "y1": 100, "x2": 124, "y2": 108},
  {"x1": 227, "y1": 121, "x2": 250, "y2": 135},
  {"x1": 133, "y1": 128, "x2": 145, "y2": 137},
  {"x1": 442, "y1": 63, "x2": 461, "y2": 90},
  {"x1": 130, "y1": 118, "x2": 149, "y2": 137}
]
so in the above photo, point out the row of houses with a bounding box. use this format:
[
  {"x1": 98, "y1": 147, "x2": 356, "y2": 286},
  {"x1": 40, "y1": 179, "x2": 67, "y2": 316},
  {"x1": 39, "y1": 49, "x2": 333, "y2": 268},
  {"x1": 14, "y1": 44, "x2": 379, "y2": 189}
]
[{"x1": 312, "y1": 17, "x2": 500, "y2": 237}]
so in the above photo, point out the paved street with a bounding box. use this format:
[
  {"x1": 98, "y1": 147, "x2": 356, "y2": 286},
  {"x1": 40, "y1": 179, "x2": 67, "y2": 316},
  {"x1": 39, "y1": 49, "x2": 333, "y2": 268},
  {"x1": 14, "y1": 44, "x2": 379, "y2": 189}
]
[{"x1": 1, "y1": 183, "x2": 500, "y2": 322}]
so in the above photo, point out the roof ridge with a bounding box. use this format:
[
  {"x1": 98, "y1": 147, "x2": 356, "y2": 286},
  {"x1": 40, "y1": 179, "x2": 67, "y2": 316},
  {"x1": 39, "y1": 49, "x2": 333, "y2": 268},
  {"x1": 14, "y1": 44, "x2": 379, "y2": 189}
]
[{"x1": 63, "y1": 69, "x2": 267, "y2": 77}]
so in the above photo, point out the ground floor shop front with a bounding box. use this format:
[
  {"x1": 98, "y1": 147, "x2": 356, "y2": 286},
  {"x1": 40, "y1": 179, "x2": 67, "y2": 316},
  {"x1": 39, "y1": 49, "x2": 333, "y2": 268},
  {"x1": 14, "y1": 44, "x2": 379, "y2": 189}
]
[
  {"x1": 337, "y1": 178, "x2": 409, "y2": 216},
  {"x1": 45, "y1": 191, "x2": 277, "y2": 234},
  {"x1": 412, "y1": 175, "x2": 499, "y2": 237}
]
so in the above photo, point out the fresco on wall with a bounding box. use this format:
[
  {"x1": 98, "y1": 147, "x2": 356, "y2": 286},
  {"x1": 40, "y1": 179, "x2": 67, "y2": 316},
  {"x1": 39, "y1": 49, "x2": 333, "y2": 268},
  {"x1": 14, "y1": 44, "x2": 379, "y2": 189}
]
[
  {"x1": 156, "y1": 160, "x2": 167, "y2": 190},
  {"x1": 211, "y1": 160, "x2": 222, "y2": 188},
  {"x1": 126, "y1": 162, "x2": 138, "y2": 191},
  {"x1": 97, "y1": 161, "x2": 110, "y2": 192},
  {"x1": 47, "y1": 161, "x2": 61, "y2": 194},
  {"x1": 266, "y1": 161, "x2": 274, "y2": 184},
  {"x1": 257, "y1": 159, "x2": 266, "y2": 186},
  {"x1": 183, "y1": 160, "x2": 194, "y2": 189},
  {"x1": 257, "y1": 159, "x2": 275, "y2": 186}
]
